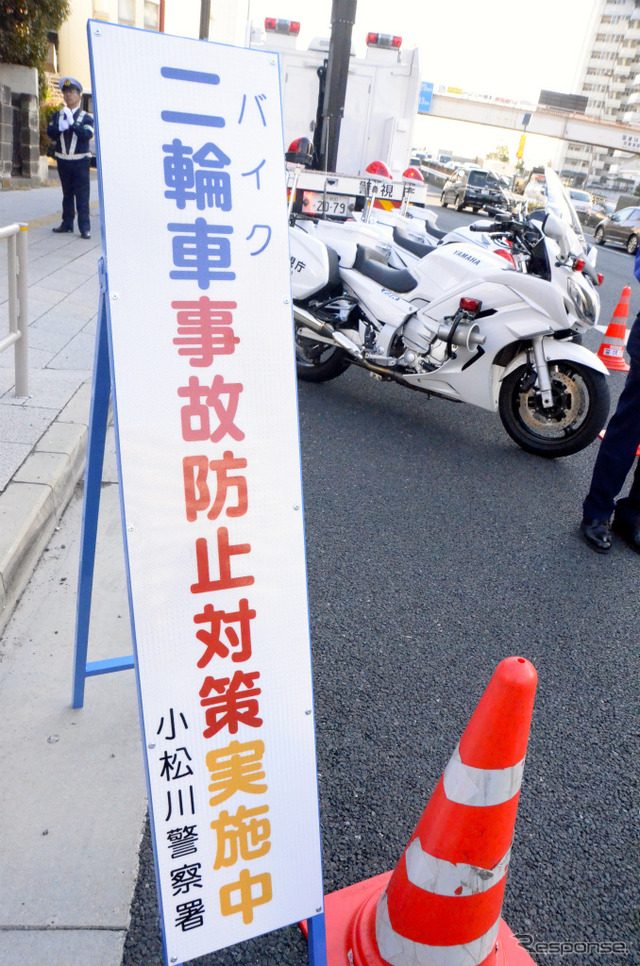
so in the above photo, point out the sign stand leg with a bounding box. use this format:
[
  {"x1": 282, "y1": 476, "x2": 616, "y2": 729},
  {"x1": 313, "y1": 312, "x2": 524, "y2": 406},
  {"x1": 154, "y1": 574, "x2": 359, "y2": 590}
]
[
  {"x1": 72, "y1": 261, "x2": 134, "y2": 709},
  {"x1": 307, "y1": 911, "x2": 328, "y2": 965}
]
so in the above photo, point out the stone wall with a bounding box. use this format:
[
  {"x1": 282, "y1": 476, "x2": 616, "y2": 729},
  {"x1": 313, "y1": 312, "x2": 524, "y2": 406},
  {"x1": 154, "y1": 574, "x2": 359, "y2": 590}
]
[
  {"x1": 0, "y1": 85, "x2": 12, "y2": 180},
  {"x1": 0, "y1": 65, "x2": 40, "y2": 184},
  {"x1": 16, "y1": 93, "x2": 40, "y2": 179}
]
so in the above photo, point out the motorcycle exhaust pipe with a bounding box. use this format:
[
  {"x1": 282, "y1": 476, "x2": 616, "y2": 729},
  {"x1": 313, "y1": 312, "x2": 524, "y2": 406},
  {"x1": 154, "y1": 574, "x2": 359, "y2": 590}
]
[
  {"x1": 293, "y1": 305, "x2": 364, "y2": 360},
  {"x1": 436, "y1": 321, "x2": 486, "y2": 351}
]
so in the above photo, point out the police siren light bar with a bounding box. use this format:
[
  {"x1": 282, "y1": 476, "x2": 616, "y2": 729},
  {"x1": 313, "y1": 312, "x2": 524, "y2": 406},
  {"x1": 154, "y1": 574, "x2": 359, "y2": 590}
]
[
  {"x1": 264, "y1": 17, "x2": 300, "y2": 35},
  {"x1": 263, "y1": 19, "x2": 400, "y2": 47},
  {"x1": 366, "y1": 32, "x2": 402, "y2": 49}
]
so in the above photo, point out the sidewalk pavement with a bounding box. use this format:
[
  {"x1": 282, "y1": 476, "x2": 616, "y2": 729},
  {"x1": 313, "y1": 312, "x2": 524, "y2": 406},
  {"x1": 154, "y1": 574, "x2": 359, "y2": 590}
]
[
  {"x1": 0, "y1": 177, "x2": 101, "y2": 634},
  {"x1": 0, "y1": 179, "x2": 147, "y2": 966}
]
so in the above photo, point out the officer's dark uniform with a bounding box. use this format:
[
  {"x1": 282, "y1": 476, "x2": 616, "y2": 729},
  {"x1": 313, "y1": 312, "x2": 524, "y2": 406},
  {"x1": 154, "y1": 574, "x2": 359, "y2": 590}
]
[
  {"x1": 581, "y1": 249, "x2": 640, "y2": 552},
  {"x1": 47, "y1": 77, "x2": 94, "y2": 238}
]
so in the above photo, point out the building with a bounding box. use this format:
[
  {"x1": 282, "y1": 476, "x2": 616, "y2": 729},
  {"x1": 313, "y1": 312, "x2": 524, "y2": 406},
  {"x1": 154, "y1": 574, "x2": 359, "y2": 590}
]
[
  {"x1": 559, "y1": 0, "x2": 640, "y2": 193},
  {"x1": 47, "y1": 0, "x2": 246, "y2": 97}
]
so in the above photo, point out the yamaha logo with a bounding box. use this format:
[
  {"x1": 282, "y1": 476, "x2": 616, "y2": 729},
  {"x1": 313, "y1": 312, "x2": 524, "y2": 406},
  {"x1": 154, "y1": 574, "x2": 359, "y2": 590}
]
[{"x1": 453, "y1": 249, "x2": 481, "y2": 266}]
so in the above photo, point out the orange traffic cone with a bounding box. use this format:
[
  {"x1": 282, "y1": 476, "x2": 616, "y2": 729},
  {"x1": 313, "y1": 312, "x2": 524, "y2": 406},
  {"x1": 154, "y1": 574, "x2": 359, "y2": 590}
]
[
  {"x1": 597, "y1": 287, "x2": 631, "y2": 372},
  {"x1": 305, "y1": 658, "x2": 538, "y2": 966}
]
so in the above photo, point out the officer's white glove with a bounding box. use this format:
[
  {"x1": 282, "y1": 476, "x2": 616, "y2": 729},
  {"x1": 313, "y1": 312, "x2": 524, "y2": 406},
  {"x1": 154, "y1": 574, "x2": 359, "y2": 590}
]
[
  {"x1": 63, "y1": 106, "x2": 75, "y2": 124},
  {"x1": 58, "y1": 112, "x2": 70, "y2": 132}
]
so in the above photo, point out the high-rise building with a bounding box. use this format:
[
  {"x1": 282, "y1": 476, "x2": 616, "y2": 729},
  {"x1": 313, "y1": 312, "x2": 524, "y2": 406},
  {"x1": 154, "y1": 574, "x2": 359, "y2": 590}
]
[{"x1": 559, "y1": 0, "x2": 640, "y2": 193}]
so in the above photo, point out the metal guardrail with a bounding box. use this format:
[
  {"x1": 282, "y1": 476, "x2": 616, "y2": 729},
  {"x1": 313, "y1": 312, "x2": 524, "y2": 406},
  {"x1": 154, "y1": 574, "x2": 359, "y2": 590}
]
[{"x1": 0, "y1": 223, "x2": 28, "y2": 397}]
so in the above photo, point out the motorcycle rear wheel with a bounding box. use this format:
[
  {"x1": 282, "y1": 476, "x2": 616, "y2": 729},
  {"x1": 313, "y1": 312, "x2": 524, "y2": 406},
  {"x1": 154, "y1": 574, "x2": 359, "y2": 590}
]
[
  {"x1": 498, "y1": 361, "x2": 610, "y2": 458},
  {"x1": 294, "y1": 321, "x2": 351, "y2": 382}
]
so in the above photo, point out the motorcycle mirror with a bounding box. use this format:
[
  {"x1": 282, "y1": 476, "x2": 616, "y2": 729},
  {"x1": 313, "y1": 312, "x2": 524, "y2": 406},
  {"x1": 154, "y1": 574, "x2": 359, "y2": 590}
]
[{"x1": 541, "y1": 211, "x2": 570, "y2": 260}]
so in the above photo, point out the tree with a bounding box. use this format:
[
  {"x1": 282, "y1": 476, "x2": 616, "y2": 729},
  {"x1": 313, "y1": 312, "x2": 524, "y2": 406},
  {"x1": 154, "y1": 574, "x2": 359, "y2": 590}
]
[
  {"x1": 486, "y1": 143, "x2": 510, "y2": 164},
  {"x1": 0, "y1": 0, "x2": 71, "y2": 96}
]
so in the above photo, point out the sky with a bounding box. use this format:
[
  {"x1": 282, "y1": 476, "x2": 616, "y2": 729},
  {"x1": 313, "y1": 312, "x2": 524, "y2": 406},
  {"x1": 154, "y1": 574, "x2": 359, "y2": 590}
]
[{"x1": 244, "y1": 0, "x2": 601, "y2": 166}]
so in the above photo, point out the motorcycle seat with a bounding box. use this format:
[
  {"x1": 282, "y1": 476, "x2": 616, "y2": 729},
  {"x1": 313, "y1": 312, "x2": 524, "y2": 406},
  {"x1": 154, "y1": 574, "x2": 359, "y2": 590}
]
[
  {"x1": 393, "y1": 224, "x2": 440, "y2": 256},
  {"x1": 353, "y1": 245, "x2": 418, "y2": 293}
]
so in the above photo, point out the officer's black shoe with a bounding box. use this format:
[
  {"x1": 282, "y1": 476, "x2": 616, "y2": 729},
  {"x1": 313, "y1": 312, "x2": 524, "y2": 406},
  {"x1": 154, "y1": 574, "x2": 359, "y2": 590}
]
[
  {"x1": 612, "y1": 511, "x2": 640, "y2": 553},
  {"x1": 80, "y1": 231, "x2": 91, "y2": 239},
  {"x1": 581, "y1": 518, "x2": 612, "y2": 554},
  {"x1": 52, "y1": 224, "x2": 73, "y2": 233}
]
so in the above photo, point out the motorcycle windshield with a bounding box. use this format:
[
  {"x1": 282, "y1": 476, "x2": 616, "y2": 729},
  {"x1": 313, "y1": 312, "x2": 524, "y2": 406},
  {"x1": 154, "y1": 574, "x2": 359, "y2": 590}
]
[{"x1": 543, "y1": 169, "x2": 587, "y2": 253}]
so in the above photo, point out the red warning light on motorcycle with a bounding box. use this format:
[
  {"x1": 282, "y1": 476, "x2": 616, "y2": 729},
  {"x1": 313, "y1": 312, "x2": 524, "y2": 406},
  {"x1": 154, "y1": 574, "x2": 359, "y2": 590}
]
[{"x1": 460, "y1": 298, "x2": 482, "y2": 313}]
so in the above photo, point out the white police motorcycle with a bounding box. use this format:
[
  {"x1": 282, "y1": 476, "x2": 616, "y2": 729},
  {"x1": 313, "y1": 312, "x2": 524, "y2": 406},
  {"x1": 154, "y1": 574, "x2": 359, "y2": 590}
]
[{"x1": 290, "y1": 170, "x2": 609, "y2": 458}]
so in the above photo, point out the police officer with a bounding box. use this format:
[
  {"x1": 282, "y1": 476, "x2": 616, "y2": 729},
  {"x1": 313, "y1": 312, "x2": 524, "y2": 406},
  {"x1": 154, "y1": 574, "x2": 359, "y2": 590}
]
[
  {"x1": 581, "y1": 250, "x2": 640, "y2": 553},
  {"x1": 47, "y1": 77, "x2": 94, "y2": 239}
]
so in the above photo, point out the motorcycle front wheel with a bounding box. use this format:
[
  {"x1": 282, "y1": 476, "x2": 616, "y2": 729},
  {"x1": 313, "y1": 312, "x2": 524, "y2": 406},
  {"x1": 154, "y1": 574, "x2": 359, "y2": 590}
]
[
  {"x1": 294, "y1": 320, "x2": 351, "y2": 382},
  {"x1": 498, "y1": 361, "x2": 610, "y2": 458}
]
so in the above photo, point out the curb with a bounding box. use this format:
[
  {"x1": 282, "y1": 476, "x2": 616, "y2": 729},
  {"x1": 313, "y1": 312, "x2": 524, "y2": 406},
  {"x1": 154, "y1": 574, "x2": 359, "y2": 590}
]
[
  {"x1": 0, "y1": 381, "x2": 92, "y2": 637},
  {"x1": 26, "y1": 199, "x2": 100, "y2": 230}
]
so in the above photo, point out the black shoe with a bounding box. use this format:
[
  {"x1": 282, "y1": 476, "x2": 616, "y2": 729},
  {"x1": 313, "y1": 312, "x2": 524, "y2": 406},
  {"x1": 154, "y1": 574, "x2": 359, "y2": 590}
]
[
  {"x1": 581, "y1": 518, "x2": 612, "y2": 554},
  {"x1": 612, "y1": 512, "x2": 640, "y2": 553},
  {"x1": 80, "y1": 231, "x2": 91, "y2": 239},
  {"x1": 52, "y1": 225, "x2": 73, "y2": 233}
]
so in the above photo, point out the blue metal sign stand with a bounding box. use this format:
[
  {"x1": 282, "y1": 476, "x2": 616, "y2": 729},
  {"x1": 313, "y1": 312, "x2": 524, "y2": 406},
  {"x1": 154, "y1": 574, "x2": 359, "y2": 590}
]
[
  {"x1": 71, "y1": 258, "x2": 134, "y2": 711},
  {"x1": 71, "y1": 259, "x2": 328, "y2": 965},
  {"x1": 307, "y1": 912, "x2": 328, "y2": 965}
]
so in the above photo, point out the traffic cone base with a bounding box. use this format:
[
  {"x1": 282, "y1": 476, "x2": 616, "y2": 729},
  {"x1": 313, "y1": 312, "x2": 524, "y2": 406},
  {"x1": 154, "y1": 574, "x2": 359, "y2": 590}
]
[
  {"x1": 300, "y1": 871, "x2": 391, "y2": 964},
  {"x1": 301, "y1": 870, "x2": 536, "y2": 966}
]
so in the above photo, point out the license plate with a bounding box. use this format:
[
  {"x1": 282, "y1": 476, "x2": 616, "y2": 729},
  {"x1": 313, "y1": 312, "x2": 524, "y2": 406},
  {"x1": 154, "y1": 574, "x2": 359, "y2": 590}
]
[{"x1": 303, "y1": 191, "x2": 355, "y2": 217}]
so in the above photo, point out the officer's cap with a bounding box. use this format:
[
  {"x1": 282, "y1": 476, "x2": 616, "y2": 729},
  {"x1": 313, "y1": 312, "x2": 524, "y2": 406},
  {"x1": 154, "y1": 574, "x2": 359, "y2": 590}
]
[{"x1": 60, "y1": 77, "x2": 83, "y2": 93}]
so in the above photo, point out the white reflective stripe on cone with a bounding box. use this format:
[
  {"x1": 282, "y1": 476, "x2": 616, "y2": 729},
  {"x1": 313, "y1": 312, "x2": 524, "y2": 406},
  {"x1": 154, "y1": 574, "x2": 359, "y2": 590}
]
[
  {"x1": 443, "y1": 744, "x2": 525, "y2": 807},
  {"x1": 404, "y1": 837, "x2": 511, "y2": 897},
  {"x1": 376, "y1": 893, "x2": 500, "y2": 966}
]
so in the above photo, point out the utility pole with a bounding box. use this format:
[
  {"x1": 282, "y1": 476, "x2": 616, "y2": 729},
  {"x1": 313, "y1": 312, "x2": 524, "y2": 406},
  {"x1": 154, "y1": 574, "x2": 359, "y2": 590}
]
[
  {"x1": 199, "y1": 0, "x2": 211, "y2": 40},
  {"x1": 319, "y1": 0, "x2": 357, "y2": 172}
]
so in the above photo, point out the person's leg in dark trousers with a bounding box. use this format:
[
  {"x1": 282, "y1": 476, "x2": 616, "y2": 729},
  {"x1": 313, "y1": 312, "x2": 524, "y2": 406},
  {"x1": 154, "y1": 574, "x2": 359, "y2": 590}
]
[
  {"x1": 56, "y1": 159, "x2": 76, "y2": 230},
  {"x1": 74, "y1": 158, "x2": 91, "y2": 235},
  {"x1": 583, "y1": 313, "x2": 640, "y2": 549},
  {"x1": 583, "y1": 360, "x2": 640, "y2": 520}
]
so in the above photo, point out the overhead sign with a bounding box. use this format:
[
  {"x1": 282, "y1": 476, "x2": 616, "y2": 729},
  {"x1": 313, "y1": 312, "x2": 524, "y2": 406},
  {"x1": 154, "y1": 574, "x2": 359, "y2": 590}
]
[
  {"x1": 88, "y1": 21, "x2": 323, "y2": 965},
  {"x1": 538, "y1": 89, "x2": 589, "y2": 115},
  {"x1": 418, "y1": 81, "x2": 434, "y2": 114}
]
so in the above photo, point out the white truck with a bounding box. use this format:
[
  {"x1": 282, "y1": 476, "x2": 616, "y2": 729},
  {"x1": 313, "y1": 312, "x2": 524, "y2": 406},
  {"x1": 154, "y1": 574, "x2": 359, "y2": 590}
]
[{"x1": 249, "y1": 17, "x2": 422, "y2": 181}]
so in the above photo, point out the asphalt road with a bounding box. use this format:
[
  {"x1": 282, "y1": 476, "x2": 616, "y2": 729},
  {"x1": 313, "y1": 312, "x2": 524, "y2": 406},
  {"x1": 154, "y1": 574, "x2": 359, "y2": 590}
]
[{"x1": 122, "y1": 207, "x2": 639, "y2": 966}]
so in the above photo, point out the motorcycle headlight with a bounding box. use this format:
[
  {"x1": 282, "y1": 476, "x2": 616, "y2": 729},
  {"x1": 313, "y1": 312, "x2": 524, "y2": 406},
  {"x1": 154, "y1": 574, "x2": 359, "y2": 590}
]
[{"x1": 567, "y1": 276, "x2": 597, "y2": 326}]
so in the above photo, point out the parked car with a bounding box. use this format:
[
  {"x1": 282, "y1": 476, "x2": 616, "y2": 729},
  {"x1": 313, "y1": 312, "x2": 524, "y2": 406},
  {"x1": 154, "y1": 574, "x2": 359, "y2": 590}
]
[
  {"x1": 582, "y1": 201, "x2": 615, "y2": 230},
  {"x1": 593, "y1": 205, "x2": 640, "y2": 254},
  {"x1": 440, "y1": 166, "x2": 507, "y2": 212},
  {"x1": 497, "y1": 174, "x2": 518, "y2": 209},
  {"x1": 522, "y1": 175, "x2": 546, "y2": 208},
  {"x1": 568, "y1": 188, "x2": 593, "y2": 216}
]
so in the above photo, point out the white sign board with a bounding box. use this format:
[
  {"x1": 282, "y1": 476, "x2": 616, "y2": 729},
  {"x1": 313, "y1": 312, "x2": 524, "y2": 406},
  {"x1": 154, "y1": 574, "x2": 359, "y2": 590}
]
[{"x1": 88, "y1": 22, "x2": 323, "y2": 964}]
